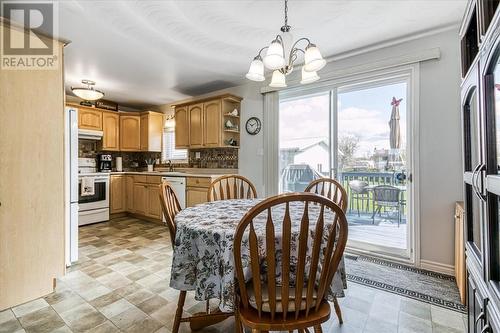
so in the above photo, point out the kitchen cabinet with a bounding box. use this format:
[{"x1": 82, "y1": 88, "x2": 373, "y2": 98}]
[
  {"x1": 172, "y1": 94, "x2": 242, "y2": 149},
  {"x1": 78, "y1": 107, "x2": 102, "y2": 131},
  {"x1": 186, "y1": 177, "x2": 211, "y2": 207},
  {"x1": 102, "y1": 111, "x2": 120, "y2": 151},
  {"x1": 175, "y1": 106, "x2": 189, "y2": 148},
  {"x1": 140, "y1": 112, "x2": 163, "y2": 152},
  {"x1": 132, "y1": 182, "x2": 147, "y2": 215},
  {"x1": 204, "y1": 100, "x2": 222, "y2": 147},
  {"x1": 189, "y1": 103, "x2": 204, "y2": 148},
  {"x1": 126, "y1": 175, "x2": 134, "y2": 211},
  {"x1": 146, "y1": 185, "x2": 162, "y2": 219},
  {"x1": 120, "y1": 114, "x2": 141, "y2": 151},
  {"x1": 110, "y1": 175, "x2": 126, "y2": 213}
]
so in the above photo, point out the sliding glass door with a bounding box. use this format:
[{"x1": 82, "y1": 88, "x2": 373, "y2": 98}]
[
  {"x1": 336, "y1": 80, "x2": 409, "y2": 258},
  {"x1": 279, "y1": 92, "x2": 331, "y2": 193},
  {"x1": 278, "y1": 74, "x2": 413, "y2": 260}
]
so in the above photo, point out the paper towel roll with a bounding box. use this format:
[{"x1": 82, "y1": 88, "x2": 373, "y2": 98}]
[{"x1": 116, "y1": 157, "x2": 123, "y2": 172}]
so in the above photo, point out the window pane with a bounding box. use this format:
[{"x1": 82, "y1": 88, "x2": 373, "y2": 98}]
[
  {"x1": 279, "y1": 93, "x2": 330, "y2": 193},
  {"x1": 162, "y1": 130, "x2": 187, "y2": 161}
]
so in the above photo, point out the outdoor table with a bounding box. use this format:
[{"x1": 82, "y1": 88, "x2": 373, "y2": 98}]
[{"x1": 169, "y1": 198, "x2": 347, "y2": 312}]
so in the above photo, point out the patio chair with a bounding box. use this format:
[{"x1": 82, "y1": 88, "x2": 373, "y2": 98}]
[
  {"x1": 371, "y1": 185, "x2": 402, "y2": 227},
  {"x1": 348, "y1": 180, "x2": 370, "y2": 217}
]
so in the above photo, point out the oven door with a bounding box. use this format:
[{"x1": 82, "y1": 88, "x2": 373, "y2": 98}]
[{"x1": 78, "y1": 176, "x2": 109, "y2": 211}]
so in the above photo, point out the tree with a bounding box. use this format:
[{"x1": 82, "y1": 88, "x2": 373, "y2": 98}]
[{"x1": 338, "y1": 134, "x2": 359, "y2": 169}]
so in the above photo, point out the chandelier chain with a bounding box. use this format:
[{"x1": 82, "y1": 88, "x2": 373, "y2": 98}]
[{"x1": 284, "y1": 0, "x2": 288, "y2": 27}]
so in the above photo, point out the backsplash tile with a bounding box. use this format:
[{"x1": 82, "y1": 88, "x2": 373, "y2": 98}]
[
  {"x1": 188, "y1": 148, "x2": 238, "y2": 169},
  {"x1": 79, "y1": 140, "x2": 238, "y2": 170},
  {"x1": 79, "y1": 140, "x2": 161, "y2": 170}
]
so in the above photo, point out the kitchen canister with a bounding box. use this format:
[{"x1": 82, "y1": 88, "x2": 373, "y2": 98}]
[{"x1": 116, "y1": 157, "x2": 123, "y2": 172}]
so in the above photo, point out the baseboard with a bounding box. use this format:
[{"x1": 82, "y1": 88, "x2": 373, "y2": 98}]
[{"x1": 419, "y1": 259, "x2": 455, "y2": 276}]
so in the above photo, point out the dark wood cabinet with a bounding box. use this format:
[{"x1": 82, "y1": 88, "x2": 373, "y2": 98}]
[{"x1": 461, "y1": 1, "x2": 500, "y2": 332}]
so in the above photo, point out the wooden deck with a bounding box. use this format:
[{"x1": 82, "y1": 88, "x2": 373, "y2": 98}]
[{"x1": 346, "y1": 212, "x2": 407, "y2": 250}]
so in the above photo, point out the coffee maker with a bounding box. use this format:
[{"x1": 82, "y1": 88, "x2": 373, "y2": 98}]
[{"x1": 97, "y1": 154, "x2": 112, "y2": 172}]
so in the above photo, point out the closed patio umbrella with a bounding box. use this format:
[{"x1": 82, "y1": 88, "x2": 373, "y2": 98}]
[{"x1": 389, "y1": 97, "x2": 402, "y2": 149}]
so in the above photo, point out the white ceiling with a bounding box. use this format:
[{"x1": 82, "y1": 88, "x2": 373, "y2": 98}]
[{"x1": 57, "y1": 0, "x2": 467, "y2": 108}]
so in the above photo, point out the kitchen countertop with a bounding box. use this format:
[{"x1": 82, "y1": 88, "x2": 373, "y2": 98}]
[{"x1": 108, "y1": 168, "x2": 238, "y2": 178}]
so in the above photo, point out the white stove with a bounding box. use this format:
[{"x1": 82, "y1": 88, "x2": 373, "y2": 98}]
[{"x1": 78, "y1": 158, "x2": 110, "y2": 225}]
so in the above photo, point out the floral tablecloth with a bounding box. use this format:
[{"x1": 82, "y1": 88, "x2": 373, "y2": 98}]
[{"x1": 169, "y1": 199, "x2": 347, "y2": 311}]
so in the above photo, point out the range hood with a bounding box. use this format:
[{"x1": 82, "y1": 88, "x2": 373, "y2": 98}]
[{"x1": 78, "y1": 129, "x2": 103, "y2": 140}]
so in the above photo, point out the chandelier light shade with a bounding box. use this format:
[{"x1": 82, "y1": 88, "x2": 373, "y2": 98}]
[
  {"x1": 263, "y1": 39, "x2": 285, "y2": 70},
  {"x1": 269, "y1": 70, "x2": 287, "y2": 88},
  {"x1": 71, "y1": 80, "x2": 104, "y2": 101},
  {"x1": 304, "y1": 44, "x2": 326, "y2": 72},
  {"x1": 300, "y1": 67, "x2": 320, "y2": 84},
  {"x1": 245, "y1": 56, "x2": 265, "y2": 81},
  {"x1": 245, "y1": 0, "x2": 326, "y2": 87}
]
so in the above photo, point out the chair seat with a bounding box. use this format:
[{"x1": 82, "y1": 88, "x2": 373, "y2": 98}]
[
  {"x1": 247, "y1": 282, "x2": 318, "y2": 313},
  {"x1": 238, "y1": 298, "x2": 331, "y2": 331}
]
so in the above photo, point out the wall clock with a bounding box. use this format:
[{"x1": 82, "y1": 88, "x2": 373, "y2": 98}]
[{"x1": 245, "y1": 117, "x2": 262, "y2": 135}]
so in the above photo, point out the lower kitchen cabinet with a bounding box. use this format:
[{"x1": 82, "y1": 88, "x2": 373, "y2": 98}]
[
  {"x1": 126, "y1": 175, "x2": 134, "y2": 211},
  {"x1": 186, "y1": 187, "x2": 207, "y2": 207},
  {"x1": 110, "y1": 175, "x2": 126, "y2": 213},
  {"x1": 132, "y1": 183, "x2": 147, "y2": 215},
  {"x1": 186, "y1": 177, "x2": 211, "y2": 207},
  {"x1": 110, "y1": 174, "x2": 213, "y2": 221},
  {"x1": 146, "y1": 184, "x2": 162, "y2": 219}
]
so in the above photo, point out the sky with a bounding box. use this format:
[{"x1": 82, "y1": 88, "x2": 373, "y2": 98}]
[{"x1": 279, "y1": 81, "x2": 407, "y2": 159}]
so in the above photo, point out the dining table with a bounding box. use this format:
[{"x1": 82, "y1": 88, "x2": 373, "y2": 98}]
[{"x1": 169, "y1": 198, "x2": 347, "y2": 312}]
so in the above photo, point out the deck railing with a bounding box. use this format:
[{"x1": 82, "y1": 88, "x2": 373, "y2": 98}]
[{"x1": 339, "y1": 171, "x2": 407, "y2": 215}]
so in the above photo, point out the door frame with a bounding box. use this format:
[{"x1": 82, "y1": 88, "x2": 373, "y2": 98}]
[{"x1": 278, "y1": 63, "x2": 421, "y2": 265}]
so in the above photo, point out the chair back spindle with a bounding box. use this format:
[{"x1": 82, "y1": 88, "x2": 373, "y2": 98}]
[
  {"x1": 305, "y1": 178, "x2": 348, "y2": 213},
  {"x1": 208, "y1": 175, "x2": 257, "y2": 201}
]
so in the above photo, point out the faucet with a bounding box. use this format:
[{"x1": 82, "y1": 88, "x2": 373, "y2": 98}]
[{"x1": 167, "y1": 160, "x2": 174, "y2": 172}]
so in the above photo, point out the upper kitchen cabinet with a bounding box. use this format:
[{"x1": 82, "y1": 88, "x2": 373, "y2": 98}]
[
  {"x1": 172, "y1": 94, "x2": 242, "y2": 149},
  {"x1": 204, "y1": 100, "x2": 222, "y2": 147},
  {"x1": 189, "y1": 103, "x2": 204, "y2": 148},
  {"x1": 140, "y1": 111, "x2": 164, "y2": 152},
  {"x1": 120, "y1": 114, "x2": 141, "y2": 151},
  {"x1": 175, "y1": 106, "x2": 189, "y2": 149},
  {"x1": 76, "y1": 105, "x2": 103, "y2": 130},
  {"x1": 101, "y1": 111, "x2": 120, "y2": 151}
]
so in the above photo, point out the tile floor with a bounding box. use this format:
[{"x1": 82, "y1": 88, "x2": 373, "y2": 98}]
[{"x1": 0, "y1": 217, "x2": 467, "y2": 333}]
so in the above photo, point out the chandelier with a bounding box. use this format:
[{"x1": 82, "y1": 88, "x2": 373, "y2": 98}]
[
  {"x1": 245, "y1": 0, "x2": 326, "y2": 87},
  {"x1": 71, "y1": 79, "x2": 105, "y2": 101}
]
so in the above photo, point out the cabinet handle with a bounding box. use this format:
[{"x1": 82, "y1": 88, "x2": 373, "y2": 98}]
[
  {"x1": 481, "y1": 324, "x2": 491, "y2": 333},
  {"x1": 476, "y1": 311, "x2": 485, "y2": 327}
]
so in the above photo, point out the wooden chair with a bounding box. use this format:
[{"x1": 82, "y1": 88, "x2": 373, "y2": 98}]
[
  {"x1": 159, "y1": 181, "x2": 231, "y2": 333},
  {"x1": 233, "y1": 193, "x2": 348, "y2": 333},
  {"x1": 158, "y1": 181, "x2": 182, "y2": 244},
  {"x1": 207, "y1": 174, "x2": 257, "y2": 201},
  {"x1": 305, "y1": 178, "x2": 348, "y2": 213},
  {"x1": 305, "y1": 178, "x2": 347, "y2": 324}
]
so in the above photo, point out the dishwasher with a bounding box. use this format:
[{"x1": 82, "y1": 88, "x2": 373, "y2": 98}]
[{"x1": 161, "y1": 177, "x2": 186, "y2": 212}]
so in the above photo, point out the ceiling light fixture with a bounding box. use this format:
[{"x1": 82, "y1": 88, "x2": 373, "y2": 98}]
[
  {"x1": 245, "y1": 0, "x2": 325, "y2": 87},
  {"x1": 71, "y1": 79, "x2": 105, "y2": 101}
]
